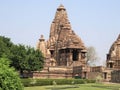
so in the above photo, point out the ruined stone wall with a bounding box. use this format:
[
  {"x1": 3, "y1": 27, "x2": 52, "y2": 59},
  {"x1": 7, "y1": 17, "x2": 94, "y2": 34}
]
[
  {"x1": 87, "y1": 72, "x2": 102, "y2": 80},
  {"x1": 87, "y1": 66, "x2": 104, "y2": 80}
]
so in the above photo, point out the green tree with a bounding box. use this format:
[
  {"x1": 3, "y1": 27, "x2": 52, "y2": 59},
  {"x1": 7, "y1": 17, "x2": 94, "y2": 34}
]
[
  {"x1": 10, "y1": 45, "x2": 44, "y2": 76},
  {"x1": 0, "y1": 58, "x2": 23, "y2": 90},
  {"x1": 86, "y1": 46, "x2": 98, "y2": 65},
  {"x1": 0, "y1": 36, "x2": 44, "y2": 77},
  {"x1": 0, "y1": 36, "x2": 13, "y2": 58},
  {"x1": 10, "y1": 44, "x2": 28, "y2": 75},
  {"x1": 26, "y1": 47, "x2": 44, "y2": 72}
]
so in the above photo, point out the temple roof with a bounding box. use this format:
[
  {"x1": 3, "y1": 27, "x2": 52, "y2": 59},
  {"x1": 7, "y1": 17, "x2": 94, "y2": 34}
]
[
  {"x1": 109, "y1": 34, "x2": 120, "y2": 59},
  {"x1": 48, "y1": 4, "x2": 86, "y2": 50}
]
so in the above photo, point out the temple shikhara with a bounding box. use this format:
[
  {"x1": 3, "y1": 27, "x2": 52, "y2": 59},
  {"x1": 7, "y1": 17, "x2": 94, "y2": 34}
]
[
  {"x1": 106, "y1": 34, "x2": 120, "y2": 69},
  {"x1": 36, "y1": 4, "x2": 88, "y2": 78},
  {"x1": 35, "y1": 5, "x2": 120, "y2": 82},
  {"x1": 37, "y1": 5, "x2": 87, "y2": 67},
  {"x1": 103, "y1": 34, "x2": 120, "y2": 82}
]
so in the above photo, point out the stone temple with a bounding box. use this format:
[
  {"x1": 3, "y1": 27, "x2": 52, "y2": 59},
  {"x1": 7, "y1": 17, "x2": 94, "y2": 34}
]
[
  {"x1": 35, "y1": 5, "x2": 120, "y2": 82},
  {"x1": 103, "y1": 34, "x2": 120, "y2": 82},
  {"x1": 36, "y1": 5, "x2": 88, "y2": 78}
]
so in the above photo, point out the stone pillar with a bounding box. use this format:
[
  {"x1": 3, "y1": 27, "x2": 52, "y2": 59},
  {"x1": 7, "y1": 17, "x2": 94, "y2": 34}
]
[
  {"x1": 63, "y1": 49, "x2": 65, "y2": 65},
  {"x1": 67, "y1": 49, "x2": 72, "y2": 66},
  {"x1": 70, "y1": 49, "x2": 73, "y2": 61},
  {"x1": 78, "y1": 50, "x2": 81, "y2": 61}
]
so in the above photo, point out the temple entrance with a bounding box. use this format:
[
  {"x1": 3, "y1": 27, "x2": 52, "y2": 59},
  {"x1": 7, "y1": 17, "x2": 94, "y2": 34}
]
[
  {"x1": 109, "y1": 63, "x2": 113, "y2": 68},
  {"x1": 50, "y1": 50, "x2": 54, "y2": 58},
  {"x1": 72, "y1": 50, "x2": 79, "y2": 61}
]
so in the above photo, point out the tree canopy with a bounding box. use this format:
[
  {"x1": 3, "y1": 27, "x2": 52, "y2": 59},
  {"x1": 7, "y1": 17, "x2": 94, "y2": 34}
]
[
  {"x1": 86, "y1": 46, "x2": 98, "y2": 66},
  {"x1": 0, "y1": 36, "x2": 44, "y2": 76},
  {"x1": 0, "y1": 36, "x2": 13, "y2": 58}
]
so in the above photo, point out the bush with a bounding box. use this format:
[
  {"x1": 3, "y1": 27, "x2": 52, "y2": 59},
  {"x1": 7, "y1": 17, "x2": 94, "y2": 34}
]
[
  {"x1": 21, "y1": 78, "x2": 95, "y2": 87},
  {"x1": 96, "y1": 75, "x2": 103, "y2": 83},
  {"x1": 0, "y1": 58, "x2": 23, "y2": 90},
  {"x1": 85, "y1": 79, "x2": 96, "y2": 83}
]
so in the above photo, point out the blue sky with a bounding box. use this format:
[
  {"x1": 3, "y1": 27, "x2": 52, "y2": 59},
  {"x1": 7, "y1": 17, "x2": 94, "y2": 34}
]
[{"x1": 0, "y1": 0, "x2": 120, "y2": 65}]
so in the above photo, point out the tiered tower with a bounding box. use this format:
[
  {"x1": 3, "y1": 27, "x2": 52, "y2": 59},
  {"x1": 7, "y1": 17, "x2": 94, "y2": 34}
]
[
  {"x1": 46, "y1": 4, "x2": 87, "y2": 66},
  {"x1": 107, "y1": 34, "x2": 120, "y2": 69}
]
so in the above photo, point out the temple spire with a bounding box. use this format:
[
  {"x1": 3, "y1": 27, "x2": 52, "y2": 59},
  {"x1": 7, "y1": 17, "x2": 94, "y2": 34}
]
[
  {"x1": 50, "y1": 4, "x2": 71, "y2": 38},
  {"x1": 54, "y1": 4, "x2": 69, "y2": 23}
]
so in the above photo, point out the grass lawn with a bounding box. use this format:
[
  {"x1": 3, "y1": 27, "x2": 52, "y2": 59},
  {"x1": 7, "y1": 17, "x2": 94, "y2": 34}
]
[{"x1": 24, "y1": 83, "x2": 120, "y2": 90}]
